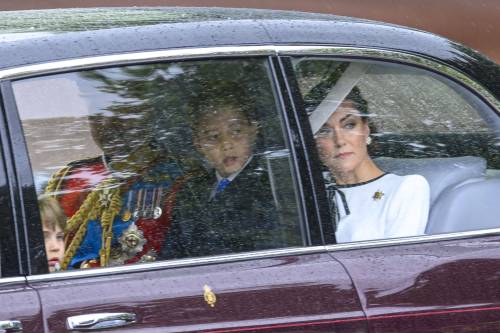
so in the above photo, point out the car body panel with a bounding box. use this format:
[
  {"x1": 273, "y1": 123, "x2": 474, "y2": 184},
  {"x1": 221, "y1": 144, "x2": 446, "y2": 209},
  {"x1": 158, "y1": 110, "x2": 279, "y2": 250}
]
[
  {"x1": 329, "y1": 235, "x2": 500, "y2": 332},
  {"x1": 28, "y1": 251, "x2": 366, "y2": 332},
  {"x1": 0, "y1": 278, "x2": 43, "y2": 332}
]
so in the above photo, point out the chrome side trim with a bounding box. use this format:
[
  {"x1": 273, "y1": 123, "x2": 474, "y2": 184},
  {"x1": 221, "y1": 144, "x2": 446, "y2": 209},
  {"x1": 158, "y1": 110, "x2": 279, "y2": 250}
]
[
  {"x1": 326, "y1": 227, "x2": 500, "y2": 252},
  {"x1": 26, "y1": 245, "x2": 327, "y2": 282},
  {"x1": 0, "y1": 276, "x2": 26, "y2": 285}
]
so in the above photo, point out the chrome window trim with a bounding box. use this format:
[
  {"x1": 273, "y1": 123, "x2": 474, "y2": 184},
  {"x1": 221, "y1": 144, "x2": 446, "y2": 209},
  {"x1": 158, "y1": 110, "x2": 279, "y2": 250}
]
[
  {"x1": 2, "y1": 45, "x2": 499, "y2": 112},
  {"x1": 0, "y1": 276, "x2": 26, "y2": 285},
  {"x1": 2, "y1": 44, "x2": 497, "y2": 280},
  {"x1": 0, "y1": 46, "x2": 276, "y2": 80},
  {"x1": 26, "y1": 245, "x2": 327, "y2": 283},
  {"x1": 326, "y1": 227, "x2": 500, "y2": 252}
]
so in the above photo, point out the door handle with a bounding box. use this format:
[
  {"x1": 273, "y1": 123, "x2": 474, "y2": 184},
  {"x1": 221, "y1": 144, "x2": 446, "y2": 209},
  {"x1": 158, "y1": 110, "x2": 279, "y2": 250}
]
[
  {"x1": 0, "y1": 320, "x2": 22, "y2": 332},
  {"x1": 66, "y1": 313, "x2": 136, "y2": 331}
]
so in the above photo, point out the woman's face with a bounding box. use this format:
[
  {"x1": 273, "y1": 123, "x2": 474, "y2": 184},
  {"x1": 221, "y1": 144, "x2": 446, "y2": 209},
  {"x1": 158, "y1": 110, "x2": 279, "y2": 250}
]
[{"x1": 315, "y1": 100, "x2": 370, "y2": 178}]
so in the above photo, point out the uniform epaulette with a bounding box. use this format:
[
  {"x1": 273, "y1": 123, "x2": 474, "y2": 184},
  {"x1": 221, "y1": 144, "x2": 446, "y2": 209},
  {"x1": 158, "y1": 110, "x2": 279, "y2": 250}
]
[
  {"x1": 65, "y1": 156, "x2": 103, "y2": 169},
  {"x1": 44, "y1": 155, "x2": 104, "y2": 195}
]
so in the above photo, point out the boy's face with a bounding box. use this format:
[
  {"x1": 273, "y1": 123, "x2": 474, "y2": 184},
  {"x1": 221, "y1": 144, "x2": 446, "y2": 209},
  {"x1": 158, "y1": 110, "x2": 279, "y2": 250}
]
[
  {"x1": 194, "y1": 106, "x2": 257, "y2": 177},
  {"x1": 43, "y1": 223, "x2": 64, "y2": 273}
]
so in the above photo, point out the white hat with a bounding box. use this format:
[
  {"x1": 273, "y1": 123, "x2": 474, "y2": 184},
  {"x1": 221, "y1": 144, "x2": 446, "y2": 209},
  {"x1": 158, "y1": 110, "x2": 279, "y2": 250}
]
[{"x1": 308, "y1": 62, "x2": 370, "y2": 134}]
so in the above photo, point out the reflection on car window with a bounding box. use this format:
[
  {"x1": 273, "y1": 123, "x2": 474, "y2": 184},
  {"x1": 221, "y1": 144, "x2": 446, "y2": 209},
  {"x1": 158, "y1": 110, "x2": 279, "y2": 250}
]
[
  {"x1": 13, "y1": 59, "x2": 304, "y2": 273},
  {"x1": 291, "y1": 57, "x2": 500, "y2": 243}
]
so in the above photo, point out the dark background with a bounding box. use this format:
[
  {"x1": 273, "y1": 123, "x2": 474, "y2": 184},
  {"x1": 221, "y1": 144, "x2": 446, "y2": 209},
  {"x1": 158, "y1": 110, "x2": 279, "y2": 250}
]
[{"x1": 0, "y1": 0, "x2": 499, "y2": 64}]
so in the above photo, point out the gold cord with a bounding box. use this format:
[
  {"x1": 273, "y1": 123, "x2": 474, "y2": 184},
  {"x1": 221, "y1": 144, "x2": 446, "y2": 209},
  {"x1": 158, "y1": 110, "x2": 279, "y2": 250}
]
[
  {"x1": 45, "y1": 166, "x2": 126, "y2": 270},
  {"x1": 45, "y1": 165, "x2": 71, "y2": 195}
]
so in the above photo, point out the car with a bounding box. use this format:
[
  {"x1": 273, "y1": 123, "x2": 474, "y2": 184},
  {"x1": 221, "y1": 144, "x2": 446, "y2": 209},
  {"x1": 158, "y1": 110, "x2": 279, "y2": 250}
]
[{"x1": 0, "y1": 6, "x2": 499, "y2": 333}]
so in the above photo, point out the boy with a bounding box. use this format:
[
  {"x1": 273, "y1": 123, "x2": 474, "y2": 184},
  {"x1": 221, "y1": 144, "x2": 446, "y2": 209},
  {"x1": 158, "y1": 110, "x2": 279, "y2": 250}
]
[
  {"x1": 161, "y1": 97, "x2": 284, "y2": 259},
  {"x1": 38, "y1": 196, "x2": 66, "y2": 272}
]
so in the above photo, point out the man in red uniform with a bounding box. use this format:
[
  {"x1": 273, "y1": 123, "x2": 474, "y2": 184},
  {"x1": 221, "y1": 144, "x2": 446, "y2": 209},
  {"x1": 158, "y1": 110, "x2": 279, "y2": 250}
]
[{"x1": 46, "y1": 104, "x2": 190, "y2": 269}]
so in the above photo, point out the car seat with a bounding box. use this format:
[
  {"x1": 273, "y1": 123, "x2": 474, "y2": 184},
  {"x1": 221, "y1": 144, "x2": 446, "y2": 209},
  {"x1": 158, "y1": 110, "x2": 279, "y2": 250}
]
[
  {"x1": 374, "y1": 156, "x2": 499, "y2": 234},
  {"x1": 426, "y1": 178, "x2": 500, "y2": 233},
  {"x1": 374, "y1": 156, "x2": 486, "y2": 205}
]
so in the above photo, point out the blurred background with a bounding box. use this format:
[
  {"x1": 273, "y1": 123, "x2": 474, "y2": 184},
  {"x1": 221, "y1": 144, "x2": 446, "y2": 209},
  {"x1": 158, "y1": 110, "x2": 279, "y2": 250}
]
[{"x1": 0, "y1": 0, "x2": 498, "y2": 63}]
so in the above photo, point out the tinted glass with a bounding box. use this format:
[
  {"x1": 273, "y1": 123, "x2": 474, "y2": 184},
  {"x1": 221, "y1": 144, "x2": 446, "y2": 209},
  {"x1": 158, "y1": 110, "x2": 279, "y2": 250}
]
[
  {"x1": 13, "y1": 58, "x2": 304, "y2": 273},
  {"x1": 0, "y1": 146, "x2": 20, "y2": 277},
  {"x1": 290, "y1": 57, "x2": 500, "y2": 243}
]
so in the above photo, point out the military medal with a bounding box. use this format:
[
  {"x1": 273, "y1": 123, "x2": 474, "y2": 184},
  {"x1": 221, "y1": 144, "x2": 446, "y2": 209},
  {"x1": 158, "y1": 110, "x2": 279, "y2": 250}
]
[
  {"x1": 119, "y1": 223, "x2": 146, "y2": 257},
  {"x1": 372, "y1": 190, "x2": 384, "y2": 201},
  {"x1": 153, "y1": 207, "x2": 162, "y2": 219},
  {"x1": 152, "y1": 186, "x2": 163, "y2": 219},
  {"x1": 122, "y1": 210, "x2": 132, "y2": 222},
  {"x1": 122, "y1": 191, "x2": 133, "y2": 222},
  {"x1": 138, "y1": 249, "x2": 157, "y2": 263},
  {"x1": 128, "y1": 184, "x2": 165, "y2": 220},
  {"x1": 132, "y1": 188, "x2": 143, "y2": 221}
]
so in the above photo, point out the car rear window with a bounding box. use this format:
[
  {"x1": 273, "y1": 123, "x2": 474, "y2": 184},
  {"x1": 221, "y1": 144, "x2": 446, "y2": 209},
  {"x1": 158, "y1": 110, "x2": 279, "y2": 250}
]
[
  {"x1": 13, "y1": 58, "x2": 305, "y2": 273},
  {"x1": 290, "y1": 57, "x2": 500, "y2": 243}
]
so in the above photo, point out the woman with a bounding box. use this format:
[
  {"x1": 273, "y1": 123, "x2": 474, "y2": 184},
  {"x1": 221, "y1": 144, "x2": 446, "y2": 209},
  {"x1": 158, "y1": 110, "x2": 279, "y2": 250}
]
[{"x1": 314, "y1": 87, "x2": 430, "y2": 243}]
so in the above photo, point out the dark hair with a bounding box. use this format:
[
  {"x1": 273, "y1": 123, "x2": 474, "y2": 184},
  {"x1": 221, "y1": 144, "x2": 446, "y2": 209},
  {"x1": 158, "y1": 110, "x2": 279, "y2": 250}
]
[
  {"x1": 345, "y1": 86, "x2": 368, "y2": 116},
  {"x1": 188, "y1": 94, "x2": 257, "y2": 135},
  {"x1": 344, "y1": 86, "x2": 378, "y2": 138}
]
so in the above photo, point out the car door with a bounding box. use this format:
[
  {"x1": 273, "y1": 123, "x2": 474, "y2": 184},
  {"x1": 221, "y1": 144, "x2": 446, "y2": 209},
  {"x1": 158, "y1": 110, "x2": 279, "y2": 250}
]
[
  {"x1": 0, "y1": 87, "x2": 43, "y2": 332},
  {"x1": 6, "y1": 51, "x2": 368, "y2": 332},
  {"x1": 281, "y1": 48, "x2": 500, "y2": 332}
]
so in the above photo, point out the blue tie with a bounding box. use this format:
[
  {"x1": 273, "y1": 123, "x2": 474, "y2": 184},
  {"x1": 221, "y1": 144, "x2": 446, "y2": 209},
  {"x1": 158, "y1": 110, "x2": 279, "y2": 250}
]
[{"x1": 215, "y1": 178, "x2": 231, "y2": 194}]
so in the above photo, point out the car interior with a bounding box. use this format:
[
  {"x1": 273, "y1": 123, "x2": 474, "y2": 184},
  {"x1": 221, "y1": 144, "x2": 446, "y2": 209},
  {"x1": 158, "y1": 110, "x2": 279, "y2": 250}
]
[{"x1": 296, "y1": 57, "x2": 500, "y2": 237}]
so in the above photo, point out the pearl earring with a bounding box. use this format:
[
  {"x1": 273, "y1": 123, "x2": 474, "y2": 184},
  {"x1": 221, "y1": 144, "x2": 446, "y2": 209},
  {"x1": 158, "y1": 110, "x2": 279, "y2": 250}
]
[{"x1": 366, "y1": 136, "x2": 372, "y2": 145}]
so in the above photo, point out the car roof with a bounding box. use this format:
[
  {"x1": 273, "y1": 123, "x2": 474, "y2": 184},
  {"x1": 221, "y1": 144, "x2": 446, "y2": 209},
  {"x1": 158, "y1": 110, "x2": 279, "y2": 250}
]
[{"x1": 0, "y1": 7, "x2": 498, "y2": 98}]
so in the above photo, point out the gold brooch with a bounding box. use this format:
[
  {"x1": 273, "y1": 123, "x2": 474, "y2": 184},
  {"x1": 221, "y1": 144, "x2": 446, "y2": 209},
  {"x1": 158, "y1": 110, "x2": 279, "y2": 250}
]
[
  {"x1": 372, "y1": 190, "x2": 384, "y2": 201},
  {"x1": 204, "y1": 285, "x2": 217, "y2": 308}
]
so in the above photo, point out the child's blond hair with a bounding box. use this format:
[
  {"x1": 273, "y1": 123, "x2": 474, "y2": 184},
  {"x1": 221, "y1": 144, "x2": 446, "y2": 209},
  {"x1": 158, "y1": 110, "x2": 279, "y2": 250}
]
[{"x1": 38, "y1": 196, "x2": 67, "y2": 231}]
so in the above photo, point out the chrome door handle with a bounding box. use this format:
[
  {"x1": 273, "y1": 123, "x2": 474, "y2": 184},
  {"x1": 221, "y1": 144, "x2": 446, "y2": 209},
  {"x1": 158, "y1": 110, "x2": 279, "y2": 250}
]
[
  {"x1": 66, "y1": 313, "x2": 136, "y2": 331},
  {"x1": 0, "y1": 320, "x2": 22, "y2": 332}
]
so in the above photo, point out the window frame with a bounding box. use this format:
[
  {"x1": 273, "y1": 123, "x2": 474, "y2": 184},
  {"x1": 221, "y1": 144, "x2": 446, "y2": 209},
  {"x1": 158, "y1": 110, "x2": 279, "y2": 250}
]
[
  {"x1": 4, "y1": 47, "x2": 327, "y2": 278},
  {"x1": 0, "y1": 82, "x2": 29, "y2": 277},
  {"x1": 2, "y1": 45, "x2": 500, "y2": 279},
  {"x1": 276, "y1": 46, "x2": 500, "y2": 252}
]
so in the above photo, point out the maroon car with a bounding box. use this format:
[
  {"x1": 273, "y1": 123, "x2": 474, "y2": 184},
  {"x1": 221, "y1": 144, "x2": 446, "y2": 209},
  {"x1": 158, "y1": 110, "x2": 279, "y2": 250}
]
[{"x1": 0, "y1": 7, "x2": 499, "y2": 333}]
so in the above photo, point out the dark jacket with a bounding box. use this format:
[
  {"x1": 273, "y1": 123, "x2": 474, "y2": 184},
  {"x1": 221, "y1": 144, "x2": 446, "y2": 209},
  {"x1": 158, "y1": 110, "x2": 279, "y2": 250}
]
[{"x1": 161, "y1": 156, "x2": 290, "y2": 259}]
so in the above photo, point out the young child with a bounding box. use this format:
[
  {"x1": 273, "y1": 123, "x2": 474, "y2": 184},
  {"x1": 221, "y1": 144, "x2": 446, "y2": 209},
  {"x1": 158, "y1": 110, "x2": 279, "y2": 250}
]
[
  {"x1": 38, "y1": 196, "x2": 66, "y2": 272},
  {"x1": 192, "y1": 102, "x2": 258, "y2": 191},
  {"x1": 161, "y1": 97, "x2": 285, "y2": 259}
]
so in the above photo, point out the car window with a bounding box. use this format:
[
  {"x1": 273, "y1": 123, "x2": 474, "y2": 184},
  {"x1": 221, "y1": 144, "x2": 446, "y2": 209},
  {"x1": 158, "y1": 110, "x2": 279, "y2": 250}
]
[
  {"x1": 289, "y1": 57, "x2": 500, "y2": 243},
  {"x1": 12, "y1": 58, "x2": 305, "y2": 273}
]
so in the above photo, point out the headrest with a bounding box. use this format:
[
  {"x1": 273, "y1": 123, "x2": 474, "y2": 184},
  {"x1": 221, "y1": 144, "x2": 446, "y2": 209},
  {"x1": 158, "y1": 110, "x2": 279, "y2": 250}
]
[
  {"x1": 374, "y1": 156, "x2": 486, "y2": 204},
  {"x1": 427, "y1": 178, "x2": 500, "y2": 234}
]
